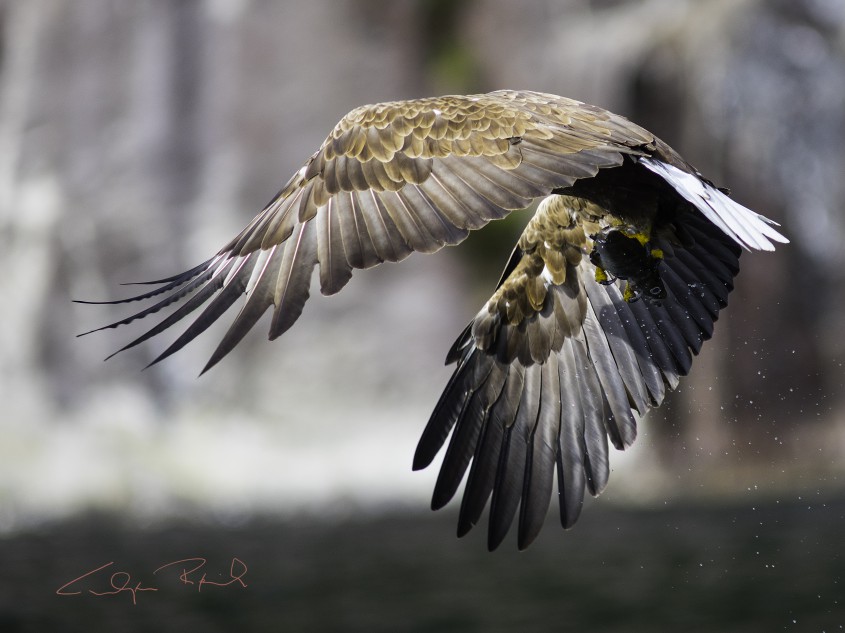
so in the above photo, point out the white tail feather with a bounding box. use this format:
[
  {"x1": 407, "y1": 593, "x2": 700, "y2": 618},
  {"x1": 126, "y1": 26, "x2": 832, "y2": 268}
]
[{"x1": 639, "y1": 157, "x2": 789, "y2": 251}]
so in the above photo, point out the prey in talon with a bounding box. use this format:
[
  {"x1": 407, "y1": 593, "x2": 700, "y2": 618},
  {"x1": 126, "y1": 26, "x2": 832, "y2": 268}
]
[{"x1": 589, "y1": 228, "x2": 666, "y2": 304}]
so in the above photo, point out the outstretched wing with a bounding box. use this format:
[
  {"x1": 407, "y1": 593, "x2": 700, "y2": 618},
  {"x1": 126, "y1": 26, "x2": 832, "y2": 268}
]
[
  {"x1": 78, "y1": 91, "x2": 656, "y2": 370},
  {"x1": 412, "y1": 195, "x2": 755, "y2": 550}
]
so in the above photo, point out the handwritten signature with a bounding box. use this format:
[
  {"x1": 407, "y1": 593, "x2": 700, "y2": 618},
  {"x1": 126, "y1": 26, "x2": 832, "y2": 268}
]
[{"x1": 56, "y1": 557, "x2": 248, "y2": 605}]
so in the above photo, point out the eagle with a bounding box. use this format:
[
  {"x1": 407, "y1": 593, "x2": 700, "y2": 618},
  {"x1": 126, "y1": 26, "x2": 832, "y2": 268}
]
[{"x1": 80, "y1": 90, "x2": 787, "y2": 550}]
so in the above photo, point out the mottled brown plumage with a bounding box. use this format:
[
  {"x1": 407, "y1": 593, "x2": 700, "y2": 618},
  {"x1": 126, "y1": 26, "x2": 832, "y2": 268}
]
[{"x1": 79, "y1": 90, "x2": 787, "y2": 550}]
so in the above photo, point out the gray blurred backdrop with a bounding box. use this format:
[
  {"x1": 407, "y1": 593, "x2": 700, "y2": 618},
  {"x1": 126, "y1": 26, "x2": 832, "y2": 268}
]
[{"x1": 1, "y1": 0, "x2": 844, "y2": 631}]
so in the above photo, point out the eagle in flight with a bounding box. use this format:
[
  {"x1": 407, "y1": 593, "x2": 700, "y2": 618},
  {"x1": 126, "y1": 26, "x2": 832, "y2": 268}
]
[{"x1": 82, "y1": 90, "x2": 787, "y2": 550}]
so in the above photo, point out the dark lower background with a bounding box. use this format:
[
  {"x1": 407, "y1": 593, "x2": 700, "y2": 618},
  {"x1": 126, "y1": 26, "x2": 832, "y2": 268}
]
[{"x1": 4, "y1": 496, "x2": 843, "y2": 632}]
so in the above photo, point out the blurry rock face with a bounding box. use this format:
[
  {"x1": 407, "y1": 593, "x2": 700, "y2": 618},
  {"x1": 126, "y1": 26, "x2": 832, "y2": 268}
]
[{"x1": 0, "y1": 0, "x2": 843, "y2": 523}]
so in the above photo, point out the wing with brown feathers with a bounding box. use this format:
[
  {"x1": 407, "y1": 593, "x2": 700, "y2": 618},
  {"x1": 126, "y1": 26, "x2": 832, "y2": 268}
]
[{"x1": 78, "y1": 91, "x2": 655, "y2": 372}]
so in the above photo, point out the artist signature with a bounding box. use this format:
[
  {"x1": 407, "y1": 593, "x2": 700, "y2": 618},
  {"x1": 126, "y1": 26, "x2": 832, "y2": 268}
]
[{"x1": 56, "y1": 557, "x2": 248, "y2": 605}]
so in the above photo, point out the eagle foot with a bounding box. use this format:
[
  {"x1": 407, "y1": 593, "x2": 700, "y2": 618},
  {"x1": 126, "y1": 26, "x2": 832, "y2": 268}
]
[{"x1": 594, "y1": 266, "x2": 615, "y2": 285}]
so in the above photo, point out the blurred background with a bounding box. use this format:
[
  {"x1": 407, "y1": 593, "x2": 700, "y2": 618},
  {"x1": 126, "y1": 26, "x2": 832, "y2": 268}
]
[{"x1": 1, "y1": 0, "x2": 844, "y2": 630}]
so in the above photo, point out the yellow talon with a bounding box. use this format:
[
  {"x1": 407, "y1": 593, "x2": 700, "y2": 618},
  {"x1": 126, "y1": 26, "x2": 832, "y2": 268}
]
[
  {"x1": 650, "y1": 248, "x2": 664, "y2": 259},
  {"x1": 631, "y1": 232, "x2": 650, "y2": 246},
  {"x1": 595, "y1": 267, "x2": 608, "y2": 283},
  {"x1": 623, "y1": 283, "x2": 637, "y2": 302}
]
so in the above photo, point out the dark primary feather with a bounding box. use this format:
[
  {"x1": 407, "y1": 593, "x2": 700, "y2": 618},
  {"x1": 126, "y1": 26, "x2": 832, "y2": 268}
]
[
  {"x1": 415, "y1": 214, "x2": 744, "y2": 549},
  {"x1": 77, "y1": 90, "x2": 786, "y2": 550}
]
